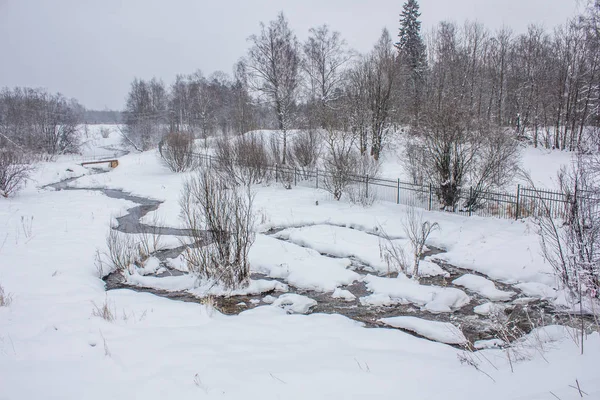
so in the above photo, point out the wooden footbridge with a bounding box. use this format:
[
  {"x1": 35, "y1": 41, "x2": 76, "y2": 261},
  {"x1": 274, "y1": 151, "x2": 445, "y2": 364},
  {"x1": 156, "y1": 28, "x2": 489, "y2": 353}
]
[{"x1": 81, "y1": 159, "x2": 119, "y2": 168}]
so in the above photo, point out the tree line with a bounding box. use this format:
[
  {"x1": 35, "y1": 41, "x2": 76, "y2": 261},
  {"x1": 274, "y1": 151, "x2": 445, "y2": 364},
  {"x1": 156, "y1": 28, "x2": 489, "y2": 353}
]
[
  {"x1": 0, "y1": 87, "x2": 83, "y2": 155},
  {"x1": 124, "y1": 0, "x2": 600, "y2": 157}
]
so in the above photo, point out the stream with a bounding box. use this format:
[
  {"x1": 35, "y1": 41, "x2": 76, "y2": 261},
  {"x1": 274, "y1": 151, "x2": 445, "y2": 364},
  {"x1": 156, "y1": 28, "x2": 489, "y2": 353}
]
[{"x1": 45, "y1": 166, "x2": 596, "y2": 347}]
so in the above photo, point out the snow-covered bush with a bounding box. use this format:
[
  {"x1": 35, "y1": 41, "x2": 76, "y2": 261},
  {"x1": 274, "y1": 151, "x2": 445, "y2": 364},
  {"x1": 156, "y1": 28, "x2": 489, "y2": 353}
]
[{"x1": 180, "y1": 168, "x2": 255, "y2": 289}]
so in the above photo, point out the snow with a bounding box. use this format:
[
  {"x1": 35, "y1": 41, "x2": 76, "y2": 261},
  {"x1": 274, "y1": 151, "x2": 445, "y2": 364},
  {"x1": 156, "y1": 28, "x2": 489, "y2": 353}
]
[
  {"x1": 249, "y1": 234, "x2": 359, "y2": 291},
  {"x1": 380, "y1": 134, "x2": 573, "y2": 189},
  {"x1": 274, "y1": 224, "x2": 413, "y2": 274},
  {"x1": 271, "y1": 293, "x2": 317, "y2": 314},
  {"x1": 474, "y1": 339, "x2": 506, "y2": 349},
  {"x1": 127, "y1": 272, "x2": 196, "y2": 291},
  {"x1": 363, "y1": 275, "x2": 470, "y2": 313},
  {"x1": 515, "y1": 282, "x2": 558, "y2": 300},
  {"x1": 1, "y1": 129, "x2": 599, "y2": 399},
  {"x1": 419, "y1": 258, "x2": 449, "y2": 277},
  {"x1": 474, "y1": 302, "x2": 506, "y2": 316},
  {"x1": 518, "y1": 146, "x2": 573, "y2": 188},
  {"x1": 262, "y1": 295, "x2": 277, "y2": 304},
  {"x1": 125, "y1": 267, "x2": 288, "y2": 297},
  {"x1": 452, "y1": 274, "x2": 516, "y2": 301},
  {"x1": 379, "y1": 316, "x2": 468, "y2": 345},
  {"x1": 331, "y1": 288, "x2": 356, "y2": 301}
]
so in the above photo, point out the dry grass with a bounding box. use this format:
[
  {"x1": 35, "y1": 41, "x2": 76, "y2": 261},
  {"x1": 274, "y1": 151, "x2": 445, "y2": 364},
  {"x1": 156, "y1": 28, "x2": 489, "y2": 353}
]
[
  {"x1": 92, "y1": 297, "x2": 116, "y2": 322},
  {"x1": 101, "y1": 218, "x2": 163, "y2": 275},
  {"x1": 0, "y1": 283, "x2": 13, "y2": 307},
  {"x1": 105, "y1": 228, "x2": 137, "y2": 273}
]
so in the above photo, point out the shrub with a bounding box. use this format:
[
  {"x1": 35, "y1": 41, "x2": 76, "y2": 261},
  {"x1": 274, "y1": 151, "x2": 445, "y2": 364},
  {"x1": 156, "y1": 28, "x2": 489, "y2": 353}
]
[
  {"x1": 180, "y1": 168, "x2": 255, "y2": 289},
  {"x1": 214, "y1": 134, "x2": 271, "y2": 185},
  {"x1": 0, "y1": 149, "x2": 32, "y2": 198},
  {"x1": 158, "y1": 131, "x2": 197, "y2": 172}
]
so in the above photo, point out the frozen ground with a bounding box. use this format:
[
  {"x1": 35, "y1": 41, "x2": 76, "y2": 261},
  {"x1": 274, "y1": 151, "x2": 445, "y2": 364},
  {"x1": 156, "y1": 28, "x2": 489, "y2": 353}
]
[{"x1": 0, "y1": 127, "x2": 598, "y2": 399}]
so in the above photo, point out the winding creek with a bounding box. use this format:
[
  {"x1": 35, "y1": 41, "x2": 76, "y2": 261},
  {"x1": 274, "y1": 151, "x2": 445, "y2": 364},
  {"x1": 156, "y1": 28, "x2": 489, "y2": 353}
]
[{"x1": 45, "y1": 165, "x2": 595, "y2": 347}]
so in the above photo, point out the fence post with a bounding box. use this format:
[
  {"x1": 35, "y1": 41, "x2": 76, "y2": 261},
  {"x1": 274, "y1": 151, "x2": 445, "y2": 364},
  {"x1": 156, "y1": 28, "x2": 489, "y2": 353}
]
[
  {"x1": 294, "y1": 167, "x2": 297, "y2": 186},
  {"x1": 275, "y1": 164, "x2": 278, "y2": 183},
  {"x1": 468, "y1": 186, "x2": 473, "y2": 216},
  {"x1": 397, "y1": 178, "x2": 400, "y2": 204},
  {"x1": 428, "y1": 183, "x2": 433, "y2": 211},
  {"x1": 365, "y1": 174, "x2": 369, "y2": 198},
  {"x1": 515, "y1": 184, "x2": 521, "y2": 220},
  {"x1": 316, "y1": 168, "x2": 319, "y2": 189}
]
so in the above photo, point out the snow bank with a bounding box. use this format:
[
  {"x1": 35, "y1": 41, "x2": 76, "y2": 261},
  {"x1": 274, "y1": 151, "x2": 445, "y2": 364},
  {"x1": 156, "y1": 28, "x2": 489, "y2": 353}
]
[
  {"x1": 271, "y1": 293, "x2": 317, "y2": 314},
  {"x1": 419, "y1": 259, "x2": 450, "y2": 277},
  {"x1": 473, "y1": 302, "x2": 506, "y2": 316},
  {"x1": 380, "y1": 316, "x2": 467, "y2": 345},
  {"x1": 249, "y1": 234, "x2": 360, "y2": 291},
  {"x1": 332, "y1": 288, "x2": 356, "y2": 301},
  {"x1": 274, "y1": 224, "x2": 412, "y2": 274},
  {"x1": 363, "y1": 275, "x2": 470, "y2": 313},
  {"x1": 515, "y1": 282, "x2": 558, "y2": 300},
  {"x1": 474, "y1": 339, "x2": 505, "y2": 349},
  {"x1": 452, "y1": 274, "x2": 515, "y2": 301}
]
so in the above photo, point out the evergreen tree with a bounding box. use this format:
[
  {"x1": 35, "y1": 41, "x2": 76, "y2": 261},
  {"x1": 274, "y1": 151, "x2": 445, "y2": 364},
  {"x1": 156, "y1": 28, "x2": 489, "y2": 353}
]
[{"x1": 395, "y1": 0, "x2": 427, "y2": 78}]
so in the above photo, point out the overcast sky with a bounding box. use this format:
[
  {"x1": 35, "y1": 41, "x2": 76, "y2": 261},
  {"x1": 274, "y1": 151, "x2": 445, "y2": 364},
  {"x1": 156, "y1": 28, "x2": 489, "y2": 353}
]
[{"x1": 0, "y1": 0, "x2": 581, "y2": 110}]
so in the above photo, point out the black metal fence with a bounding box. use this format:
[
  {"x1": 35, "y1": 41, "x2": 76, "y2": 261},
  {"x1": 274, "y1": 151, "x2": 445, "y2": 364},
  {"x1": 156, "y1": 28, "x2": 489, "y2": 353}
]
[{"x1": 191, "y1": 152, "x2": 578, "y2": 221}]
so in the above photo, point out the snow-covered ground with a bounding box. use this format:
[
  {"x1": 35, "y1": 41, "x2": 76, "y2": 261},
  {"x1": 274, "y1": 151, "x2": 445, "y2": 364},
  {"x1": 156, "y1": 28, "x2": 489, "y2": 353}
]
[
  {"x1": 0, "y1": 127, "x2": 598, "y2": 399},
  {"x1": 379, "y1": 133, "x2": 574, "y2": 189}
]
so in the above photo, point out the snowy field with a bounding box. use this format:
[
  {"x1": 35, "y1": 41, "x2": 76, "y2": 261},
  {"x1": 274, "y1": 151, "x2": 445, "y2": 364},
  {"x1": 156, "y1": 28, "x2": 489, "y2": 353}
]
[{"x1": 0, "y1": 126, "x2": 598, "y2": 399}]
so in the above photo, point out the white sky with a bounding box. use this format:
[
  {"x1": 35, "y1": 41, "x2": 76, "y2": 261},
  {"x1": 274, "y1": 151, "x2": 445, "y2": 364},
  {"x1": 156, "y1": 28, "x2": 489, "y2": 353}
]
[{"x1": 0, "y1": 0, "x2": 580, "y2": 110}]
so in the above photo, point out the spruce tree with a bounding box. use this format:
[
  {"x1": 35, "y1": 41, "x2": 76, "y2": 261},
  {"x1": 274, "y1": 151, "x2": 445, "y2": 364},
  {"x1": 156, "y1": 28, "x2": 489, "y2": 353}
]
[{"x1": 395, "y1": 0, "x2": 427, "y2": 78}]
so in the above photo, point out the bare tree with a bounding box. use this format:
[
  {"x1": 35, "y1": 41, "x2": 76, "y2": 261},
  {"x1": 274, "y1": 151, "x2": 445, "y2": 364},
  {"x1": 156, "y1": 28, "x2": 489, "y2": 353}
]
[
  {"x1": 365, "y1": 29, "x2": 398, "y2": 160},
  {"x1": 232, "y1": 61, "x2": 258, "y2": 135},
  {"x1": 246, "y1": 12, "x2": 301, "y2": 165},
  {"x1": 322, "y1": 129, "x2": 358, "y2": 201},
  {"x1": 180, "y1": 168, "x2": 255, "y2": 289},
  {"x1": 123, "y1": 78, "x2": 169, "y2": 151},
  {"x1": 0, "y1": 87, "x2": 81, "y2": 155},
  {"x1": 0, "y1": 149, "x2": 32, "y2": 198},
  {"x1": 409, "y1": 106, "x2": 477, "y2": 210},
  {"x1": 302, "y1": 25, "x2": 352, "y2": 127},
  {"x1": 343, "y1": 62, "x2": 371, "y2": 155},
  {"x1": 158, "y1": 131, "x2": 197, "y2": 172},
  {"x1": 466, "y1": 126, "x2": 521, "y2": 208}
]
